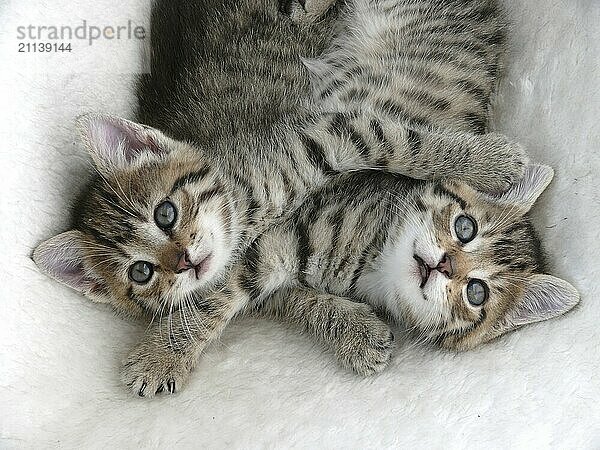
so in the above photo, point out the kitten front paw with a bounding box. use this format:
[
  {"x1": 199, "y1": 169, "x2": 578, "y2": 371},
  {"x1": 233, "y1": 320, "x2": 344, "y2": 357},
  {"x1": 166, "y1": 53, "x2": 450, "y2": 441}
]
[
  {"x1": 121, "y1": 338, "x2": 196, "y2": 398},
  {"x1": 335, "y1": 305, "x2": 395, "y2": 376},
  {"x1": 467, "y1": 133, "x2": 529, "y2": 194}
]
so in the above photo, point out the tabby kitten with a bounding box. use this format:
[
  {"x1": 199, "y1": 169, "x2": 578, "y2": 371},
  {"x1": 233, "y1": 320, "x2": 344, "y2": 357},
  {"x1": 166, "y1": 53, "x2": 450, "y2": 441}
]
[
  {"x1": 34, "y1": 0, "x2": 535, "y2": 395},
  {"x1": 253, "y1": 167, "x2": 579, "y2": 352}
]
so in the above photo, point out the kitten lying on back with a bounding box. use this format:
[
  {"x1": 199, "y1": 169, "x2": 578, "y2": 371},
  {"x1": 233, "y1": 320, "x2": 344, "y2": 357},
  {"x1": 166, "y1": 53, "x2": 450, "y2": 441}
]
[
  {"x1": 32, "y1": 0, "x2": 574, "y2": 397},
  {"x1": 105, "y1": 0, "x2": 577, "y2": 396},
  {"x1": 251, "y1": 167, "x2": 578, "y2": 351}
]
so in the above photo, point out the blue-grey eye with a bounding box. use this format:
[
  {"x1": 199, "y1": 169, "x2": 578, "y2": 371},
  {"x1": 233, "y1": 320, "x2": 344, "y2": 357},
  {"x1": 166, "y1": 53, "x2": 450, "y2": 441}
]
[
  {"x1": 454, "y1": 215, "x2": 477, "y2": 243},
  {"x1": 154, "y1": 200, "x2": 177, "y2": 229},
  {"x1": 129, "y1": 261, "x2": 154, "y2": 284},
  {"x1": 466, "y1": 279, "x2": 488, "y2": 306}
]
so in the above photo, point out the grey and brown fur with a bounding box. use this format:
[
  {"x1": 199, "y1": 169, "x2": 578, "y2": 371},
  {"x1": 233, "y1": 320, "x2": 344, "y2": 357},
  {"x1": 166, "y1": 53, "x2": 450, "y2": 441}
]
[{"x1": 33, "y1": 0, "x2": 577, "y2": 397}]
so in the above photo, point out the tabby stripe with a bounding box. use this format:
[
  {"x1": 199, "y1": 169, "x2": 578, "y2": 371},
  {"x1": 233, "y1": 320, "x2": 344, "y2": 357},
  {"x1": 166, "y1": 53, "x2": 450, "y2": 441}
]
[
  {"x1": 238, "y1": 238, "x2": 263, "y2": 302},
  {"x1": 433, "y1": 185, "x2": 467, "y2": 210},
  {"x1": 376, "y1": 99, "x2": 429, "y2": 127},
  {"x1": 503, "y1": 223, "x2": 523, "y2": 236},
  {"x1": 170, "y1": 167, "x2": 210, "y2": 194},
  {"x1": 328, "y1": 112, "x2": 348, "y2": 136},
  {"x1": 390, "y1": 48, "x2": 484, "y2": 74},
  {"x1": 369, "y1": 119, "x2": 395, "y2": 167},
  {"x1": 481, "y1": 30, "x2": 505, "y2": 46},
  {"x1": 396, "y1": 35, "x2": 488, "y2": 59},
  {"x1": 230, "y1": 172, "x2": 261, "y2": 225},
  {"x1": 192, "y1": 197, "x2": 201, "y2": 219},
  {"x1": 463, "y1": 112, "x2": 486, "y2": 134},
  {"x1": 434, "y1": 327, "x2": 467, "y2": 345},
  {"x1": 328, "y1": 113, "x2": 370, "y2": 160},
  {"x1": 191, "y1": 296, "x2": 220, "y2": 316},
  {"x1": 324, "y1": 305, "x2": 340, "y2": 339},
  {"x1": 407, "y1": 129, "x2": 422, "y2": 157},
  {"x1": 324, "y1": 207, "x2": 346, "y2": 277},
  {"x1": 414, "y1": 196, "x2": 427, "y2": 212},
  {"x1": 196, "y1": 185, "x2": 223, "y2": 204},
  {"x1": 280, "y1": 169, "x2": 296, "y2": 205},
  {"x1": 341, "y1": 87, "x2": 369, "y2": 103},
  {"x1": 332, "y1": 253, "x2": 351, "y2": 280},
  {"x1": 473, "y1": 308, "x2": 487, "y2": 329},
  {"x1": 262, "y1": 181, "x2": 270, "y2": 208},
  {"x1": 298, "y1": 133, "x2": 336, "y2": 176},
  {"x1": 319, "y1": 78, "x2": 346, "y2": 99},
  {"x1": 349, "y1": 251, "x2": 369, "y2": 294},
  {"x1": 117, "y1": 218, "x2": 136, "y2": 243},
  {"x1": 403, "y1": 89, "x2": 451, "y2": 112},
  {"x1": 82, "y1": 224, "x2": 122, "y2": 249},
  {"x1": 347, "y1": 125, "x2": 371, "y2": 160},
  {"x1": 330, "y1": 201, "x2": 377, "y2": 280},
  {"x1": 456, "y1": 79, "x2": 488, "y2": 107},
  {"x1": 278, "y1": 0, "x2": 293, "y2": 14},
  {"x1": 349, "y1": 210, "x2": 391, "y2": 293},
  {"x1": 509, "y1": 261, "x2": 528, "y2": 271}
]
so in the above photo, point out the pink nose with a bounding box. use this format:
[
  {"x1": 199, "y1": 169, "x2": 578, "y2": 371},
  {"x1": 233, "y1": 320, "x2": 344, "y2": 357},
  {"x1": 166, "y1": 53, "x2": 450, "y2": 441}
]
[
  {"x1": 175, "y1": 251, "x2": 193, "y2": 273},
  {"x1": 436, "y1": 254, "x2": 453, "y2": 278}
]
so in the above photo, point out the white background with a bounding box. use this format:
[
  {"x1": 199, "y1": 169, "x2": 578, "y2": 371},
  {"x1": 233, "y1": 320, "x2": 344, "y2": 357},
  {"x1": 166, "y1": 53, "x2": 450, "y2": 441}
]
[{"x1": 1, "y1": 0, "x2": 599, "y2": 448}]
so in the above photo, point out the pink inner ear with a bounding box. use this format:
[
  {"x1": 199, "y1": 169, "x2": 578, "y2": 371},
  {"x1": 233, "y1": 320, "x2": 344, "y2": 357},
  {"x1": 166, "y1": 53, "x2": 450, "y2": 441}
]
[
  {"x1": 33, "y1": 232, "x2": 102, "y2": 294},
  {"x1": 38, "y1": 248, "x2": 91, "y2": 292},
  {"x1": 58, "y1": 260, "x2": 93, "y2": 290},
  {"x1": 82, "y1": 114, "x2": 163, "y2": 168},
  {"x1": 100, "y1": 119, "x2": 158, "y2": 163}
]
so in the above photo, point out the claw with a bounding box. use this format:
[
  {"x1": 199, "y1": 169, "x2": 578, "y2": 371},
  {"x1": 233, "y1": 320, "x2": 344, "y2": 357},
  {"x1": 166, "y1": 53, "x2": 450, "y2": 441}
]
[
  {"x1": 138, "y1": 382, "x2": 147, "y2": 397},
  {"x1": 156, "y1": 385, "x2": 164, "y2": 394},
  {"x1": 167, "y1": 380, "x2": 176, "y2": 394}
]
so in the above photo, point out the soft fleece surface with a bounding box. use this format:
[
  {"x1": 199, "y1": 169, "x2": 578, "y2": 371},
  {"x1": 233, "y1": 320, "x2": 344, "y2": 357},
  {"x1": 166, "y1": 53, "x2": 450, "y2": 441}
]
[{"x1": 1, "y1": 1, "x2": 599, "y2": 448}]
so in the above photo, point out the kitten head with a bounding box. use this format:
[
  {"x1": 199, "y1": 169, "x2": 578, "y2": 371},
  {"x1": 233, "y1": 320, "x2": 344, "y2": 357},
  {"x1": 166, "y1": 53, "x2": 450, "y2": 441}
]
[
  {"x1": 394, "y1": 164, "x2": 579, "y2": 350},
  {"x1": 33, "y1": 114, "x2": 241, "y2": 318}
]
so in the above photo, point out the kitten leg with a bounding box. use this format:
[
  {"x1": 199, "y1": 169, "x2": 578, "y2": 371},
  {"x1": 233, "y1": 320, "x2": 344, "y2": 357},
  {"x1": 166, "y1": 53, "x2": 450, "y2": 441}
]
[
  {"x1": 293, "y1": 112, "x2": 528, "y2": 193},
  {"x1": 259, "y1": 287, "x2": 395, "y2": 376},
  {"x1": 122, "y1": 291, "x2": 248, "y2": 398}
]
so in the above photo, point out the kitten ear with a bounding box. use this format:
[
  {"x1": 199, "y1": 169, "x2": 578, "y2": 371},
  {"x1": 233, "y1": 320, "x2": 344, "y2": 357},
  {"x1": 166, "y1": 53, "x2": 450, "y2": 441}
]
[
  {"x1": 77, "y1": 113, "x2": 165, "y2": 174},
  {"x1": 483, "y1": 164, "x2": 554, "y2": 212},
  {"x1": 33, "y1": 230, "x2": 109, "y2": 303},
  {"x1": 498, "y1": 274, "x2": 579, "y2": 333}
]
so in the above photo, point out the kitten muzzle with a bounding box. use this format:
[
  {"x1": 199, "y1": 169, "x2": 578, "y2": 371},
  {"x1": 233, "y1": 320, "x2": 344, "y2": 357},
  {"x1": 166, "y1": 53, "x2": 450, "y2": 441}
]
[
  {"x1": 193, "y1": 254, "x2": 212, "y2": 280},
  {"x1": 413, "y1": 255, "x2": 431, "y2": 288}
]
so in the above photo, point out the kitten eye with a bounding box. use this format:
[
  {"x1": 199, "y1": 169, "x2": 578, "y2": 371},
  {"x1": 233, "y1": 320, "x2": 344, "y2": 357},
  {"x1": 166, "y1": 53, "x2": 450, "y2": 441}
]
[
  {"x1": 466, "y1": 279, "x2": 488, "y2": 306},
  {"x1": 154, "y1": 200, "x2": 177, "y2": 229},
  {"x1": 129, "y1": 261, "x2": 154, "y2": 284},
  {"x1": 454, "y1": 215, "x2": 477, "y2": 243}
]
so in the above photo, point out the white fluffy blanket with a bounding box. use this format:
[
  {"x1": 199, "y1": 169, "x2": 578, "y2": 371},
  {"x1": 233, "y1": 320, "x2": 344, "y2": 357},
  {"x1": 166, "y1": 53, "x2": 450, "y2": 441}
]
[{"x1": 1, "y1": 0, "x2": 599, "y2": 448}]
